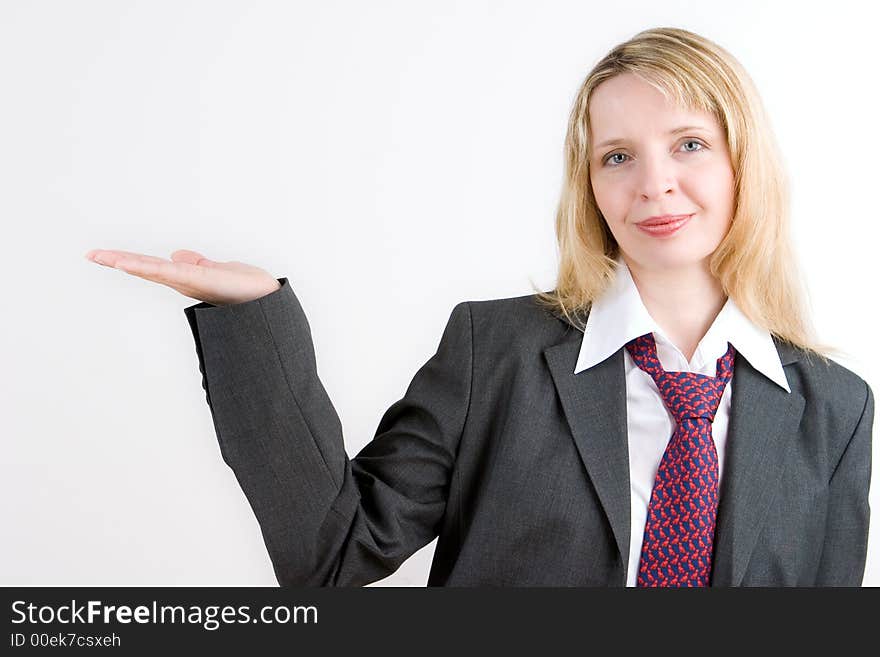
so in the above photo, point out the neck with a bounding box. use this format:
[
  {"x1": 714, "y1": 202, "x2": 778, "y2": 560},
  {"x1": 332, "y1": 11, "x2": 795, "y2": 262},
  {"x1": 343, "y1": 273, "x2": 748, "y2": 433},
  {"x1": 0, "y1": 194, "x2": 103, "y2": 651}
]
[{"x1": 623, "y1": 255, "x2": 727, "y2": 363}]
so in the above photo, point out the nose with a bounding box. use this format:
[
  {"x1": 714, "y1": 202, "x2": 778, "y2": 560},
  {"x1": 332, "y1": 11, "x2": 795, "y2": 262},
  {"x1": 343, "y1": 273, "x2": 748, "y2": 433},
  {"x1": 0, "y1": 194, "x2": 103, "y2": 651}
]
[{"x1": 637, "y1": 153, "x2": 676, "y2": 200}]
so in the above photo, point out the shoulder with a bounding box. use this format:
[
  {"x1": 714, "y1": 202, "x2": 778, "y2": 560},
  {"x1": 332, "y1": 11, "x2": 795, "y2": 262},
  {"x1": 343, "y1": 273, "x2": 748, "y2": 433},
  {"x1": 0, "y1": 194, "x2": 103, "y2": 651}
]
[
  {"x1": 456, "y1": 291, "x2": 583, "y2": 352},
  {"x1": 777, "y1": 339, "x2": 873, "y2": 432}
]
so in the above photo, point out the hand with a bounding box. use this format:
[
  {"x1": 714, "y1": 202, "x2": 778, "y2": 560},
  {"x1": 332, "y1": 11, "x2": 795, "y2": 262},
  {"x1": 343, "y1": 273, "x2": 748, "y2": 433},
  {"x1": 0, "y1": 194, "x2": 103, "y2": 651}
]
[{"x1": 84, "y1": 248, "x2": 282, "y2": 306}]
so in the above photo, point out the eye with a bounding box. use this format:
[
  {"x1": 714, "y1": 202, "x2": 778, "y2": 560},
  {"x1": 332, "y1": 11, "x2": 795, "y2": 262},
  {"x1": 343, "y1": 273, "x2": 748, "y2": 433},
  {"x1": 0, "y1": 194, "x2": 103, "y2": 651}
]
[
  {"x1": 680, "y1": 139, "x2": 705, "y2": 153},
  {"x1": 603, "y1": 152, "x2": 629, "y2": 167}
]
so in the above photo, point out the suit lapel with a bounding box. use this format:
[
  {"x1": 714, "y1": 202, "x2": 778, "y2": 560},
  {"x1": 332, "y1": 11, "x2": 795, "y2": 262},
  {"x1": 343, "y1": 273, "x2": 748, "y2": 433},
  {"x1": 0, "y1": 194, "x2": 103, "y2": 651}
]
[
  {"x1": 710, "y1": 339, "x2": 805, "y2": 586},
  {"x1": 544, "y1": 333, "x2": 631, "y2": 584}
]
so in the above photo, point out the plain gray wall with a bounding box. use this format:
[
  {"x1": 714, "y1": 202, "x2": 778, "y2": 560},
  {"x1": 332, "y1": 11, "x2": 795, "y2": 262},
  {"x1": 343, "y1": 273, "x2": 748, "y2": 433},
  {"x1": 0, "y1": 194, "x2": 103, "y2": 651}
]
[{"x1": 2, "y1": 0, "x2": 877, "y2": 585}]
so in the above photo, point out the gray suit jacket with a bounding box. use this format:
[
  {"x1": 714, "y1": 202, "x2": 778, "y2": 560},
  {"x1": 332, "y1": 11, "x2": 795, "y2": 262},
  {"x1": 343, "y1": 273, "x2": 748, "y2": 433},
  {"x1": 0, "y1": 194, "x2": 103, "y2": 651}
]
[{"x1": 184, "y1": 278, "x2": 874, "y2": 586}]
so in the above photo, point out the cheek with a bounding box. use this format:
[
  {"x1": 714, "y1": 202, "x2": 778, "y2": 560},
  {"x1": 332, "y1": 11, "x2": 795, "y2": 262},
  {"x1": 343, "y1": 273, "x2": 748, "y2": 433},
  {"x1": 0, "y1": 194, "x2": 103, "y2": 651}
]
[
  {"x1": 693, "y1": 164, "x2": 736, "y2": 216},
  {"x1": 590, "y1": 178, "x2": 628, "y2": 223}
]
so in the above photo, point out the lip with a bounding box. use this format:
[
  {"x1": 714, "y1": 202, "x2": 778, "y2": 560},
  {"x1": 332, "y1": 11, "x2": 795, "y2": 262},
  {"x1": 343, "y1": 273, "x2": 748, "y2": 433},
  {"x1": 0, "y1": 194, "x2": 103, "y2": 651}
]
[
  {"x1": 637, "y1": 213, "x2": 694, "y2": 226},
  {"x1": 635, "y1": 213, "x2": 693, "y2": 237}
]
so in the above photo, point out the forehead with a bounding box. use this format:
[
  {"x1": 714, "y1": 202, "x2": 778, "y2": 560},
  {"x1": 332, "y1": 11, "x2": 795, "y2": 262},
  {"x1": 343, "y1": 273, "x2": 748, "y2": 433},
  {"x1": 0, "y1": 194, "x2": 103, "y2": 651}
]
[{"x1": 589, "y1": 73, "x2": 717, "y2": 142}]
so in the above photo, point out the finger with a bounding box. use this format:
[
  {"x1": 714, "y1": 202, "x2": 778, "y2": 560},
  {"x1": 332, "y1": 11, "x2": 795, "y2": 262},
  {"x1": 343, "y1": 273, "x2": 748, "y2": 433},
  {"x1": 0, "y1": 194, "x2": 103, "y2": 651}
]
[
  {"x1": 86, "y1": 249, "x2": 168, "y2": 267},
  {"x1": 84, "y1": 249, "x2": 222, "y2": 301},
  {"x1": 170, "y1": 249, "x2": 218, "y2": 267},
  {"x1": 120, "y1": 259, "x2": 246, "y2": 305}
]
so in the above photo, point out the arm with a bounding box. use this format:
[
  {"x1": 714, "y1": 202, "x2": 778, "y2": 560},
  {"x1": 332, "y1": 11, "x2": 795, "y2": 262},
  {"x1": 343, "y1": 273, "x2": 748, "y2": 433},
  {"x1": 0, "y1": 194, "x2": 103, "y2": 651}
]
[
  {"x1": 184, "y1": 278, "x2": 473, "y2": 586},
  {"x1": 815, "y1": 380, "x2": 874, "y2": 586}
]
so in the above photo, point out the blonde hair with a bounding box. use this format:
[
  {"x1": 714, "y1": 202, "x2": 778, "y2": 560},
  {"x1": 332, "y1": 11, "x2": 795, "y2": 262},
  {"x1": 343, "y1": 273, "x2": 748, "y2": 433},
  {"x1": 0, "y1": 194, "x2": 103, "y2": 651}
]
[{"x1": 531, "y1": 27, "x2": 836, "y2": 364}]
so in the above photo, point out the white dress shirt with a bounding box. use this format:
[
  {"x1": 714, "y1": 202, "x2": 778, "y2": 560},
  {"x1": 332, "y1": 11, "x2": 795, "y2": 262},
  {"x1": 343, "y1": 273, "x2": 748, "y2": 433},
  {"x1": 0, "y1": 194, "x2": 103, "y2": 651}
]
[{"x1": 573, "y1": 255, "x2": 791, "y2": 586}]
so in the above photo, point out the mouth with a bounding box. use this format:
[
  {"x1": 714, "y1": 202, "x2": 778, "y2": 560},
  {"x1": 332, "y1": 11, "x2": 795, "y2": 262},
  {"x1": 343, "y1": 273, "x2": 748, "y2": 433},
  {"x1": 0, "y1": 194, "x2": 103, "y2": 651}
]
[{"x1": 635, "y1": 213, "x2": 694, "y2": 237}]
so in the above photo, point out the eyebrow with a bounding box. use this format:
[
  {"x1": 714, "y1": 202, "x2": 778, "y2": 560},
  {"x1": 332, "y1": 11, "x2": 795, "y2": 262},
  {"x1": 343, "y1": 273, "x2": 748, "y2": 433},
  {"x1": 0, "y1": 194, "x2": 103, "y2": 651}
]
[{"x1": 593, "y1": 125, "x2": 712, "y2": 152}]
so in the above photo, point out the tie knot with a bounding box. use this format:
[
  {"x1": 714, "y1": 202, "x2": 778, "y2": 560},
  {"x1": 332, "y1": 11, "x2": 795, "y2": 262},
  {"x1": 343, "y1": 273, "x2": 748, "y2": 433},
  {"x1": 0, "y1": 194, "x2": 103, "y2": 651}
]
[{"x1": 625, "y1": 333, "x2": 735, "y2": 422}]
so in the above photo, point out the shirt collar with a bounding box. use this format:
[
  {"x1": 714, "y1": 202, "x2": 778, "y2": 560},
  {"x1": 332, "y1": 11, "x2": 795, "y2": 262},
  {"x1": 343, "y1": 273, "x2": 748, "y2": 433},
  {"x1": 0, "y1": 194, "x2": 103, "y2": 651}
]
[{"x1": 573, "y1": 255, "x2": 791, "y2": 393}]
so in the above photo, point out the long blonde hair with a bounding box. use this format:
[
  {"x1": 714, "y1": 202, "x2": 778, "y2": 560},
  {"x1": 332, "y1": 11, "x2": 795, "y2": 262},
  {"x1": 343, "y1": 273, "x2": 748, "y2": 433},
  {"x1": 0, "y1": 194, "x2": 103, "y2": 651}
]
[{"x1": 532, "y1": 27, "x2": 835, "y2": 363}]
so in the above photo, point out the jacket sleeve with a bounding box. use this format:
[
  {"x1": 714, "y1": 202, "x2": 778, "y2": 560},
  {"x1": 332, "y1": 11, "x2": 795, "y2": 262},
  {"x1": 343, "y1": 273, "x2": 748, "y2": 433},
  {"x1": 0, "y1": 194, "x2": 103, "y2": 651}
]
[
  {"x1": 184, "y1": 278, "x2": 473, "y2": 586},
  {"x1": 815, "y1": 380, "x2": 874, "y2": 586}
]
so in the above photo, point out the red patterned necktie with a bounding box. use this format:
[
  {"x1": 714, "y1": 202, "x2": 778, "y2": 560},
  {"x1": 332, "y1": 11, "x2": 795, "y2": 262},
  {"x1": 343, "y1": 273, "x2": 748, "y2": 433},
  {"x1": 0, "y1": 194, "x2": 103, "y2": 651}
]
[{"x1": 625, "y1": 332, "x2": 736, "y2": 587}]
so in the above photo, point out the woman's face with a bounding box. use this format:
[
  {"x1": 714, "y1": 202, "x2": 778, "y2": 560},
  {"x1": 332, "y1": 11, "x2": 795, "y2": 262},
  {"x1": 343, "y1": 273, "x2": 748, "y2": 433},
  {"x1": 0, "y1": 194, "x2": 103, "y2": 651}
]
[{"x1": 588, "y1": 73, "x2": 736, "y2": 273}]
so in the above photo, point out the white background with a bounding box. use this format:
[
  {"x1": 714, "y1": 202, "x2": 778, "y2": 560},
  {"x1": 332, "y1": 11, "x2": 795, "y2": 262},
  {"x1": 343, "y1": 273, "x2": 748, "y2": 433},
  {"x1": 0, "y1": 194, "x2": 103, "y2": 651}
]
[{"x1": 1, "y1": 0, "x2": 877, "y2": 586}]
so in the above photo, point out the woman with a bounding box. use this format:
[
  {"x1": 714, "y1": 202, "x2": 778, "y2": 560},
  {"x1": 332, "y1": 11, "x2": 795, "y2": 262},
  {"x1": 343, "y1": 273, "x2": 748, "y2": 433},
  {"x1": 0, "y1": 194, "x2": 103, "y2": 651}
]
[{"x1": 85, "y1": 27, "x2": 873, "y2": 586}]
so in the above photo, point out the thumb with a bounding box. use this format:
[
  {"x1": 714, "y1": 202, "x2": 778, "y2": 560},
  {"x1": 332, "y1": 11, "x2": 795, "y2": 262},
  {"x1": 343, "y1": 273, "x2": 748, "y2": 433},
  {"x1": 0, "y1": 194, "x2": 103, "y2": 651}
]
[{"x1": 171, "y1": 249, "x2": 217, "y2": 267}]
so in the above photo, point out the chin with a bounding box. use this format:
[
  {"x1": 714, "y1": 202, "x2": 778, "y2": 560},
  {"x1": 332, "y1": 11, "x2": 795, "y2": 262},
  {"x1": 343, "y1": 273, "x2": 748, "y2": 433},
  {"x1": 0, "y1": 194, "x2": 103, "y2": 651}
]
[{"x1": 626, "y1": 244, "x2": 714, "y2": 272}]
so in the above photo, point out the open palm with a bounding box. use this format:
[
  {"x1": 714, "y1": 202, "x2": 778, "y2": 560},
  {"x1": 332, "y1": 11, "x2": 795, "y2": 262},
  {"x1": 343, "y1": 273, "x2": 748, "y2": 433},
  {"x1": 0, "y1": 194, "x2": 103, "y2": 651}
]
[{"x1": 84, "y1": 248, "x2": 281, "y2": 306}]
